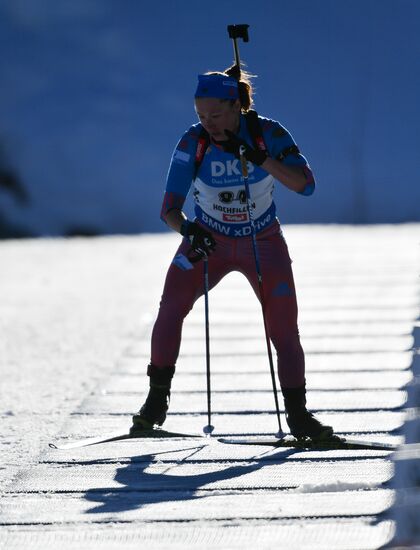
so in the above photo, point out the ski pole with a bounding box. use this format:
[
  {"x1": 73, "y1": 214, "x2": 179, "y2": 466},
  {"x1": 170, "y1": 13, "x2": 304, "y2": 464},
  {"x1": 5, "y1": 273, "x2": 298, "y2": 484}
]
[
  {"x1": 202, "y1": 254, "x2": 214, "y2": 437},
  {"x1": 239, "y1": 146, "x2": 284, "y2": 439},
  {"x1": 227, "y1": 24, "x2": 283, "y2": 438},
  {"x1": 227, "y1": 24, "x2": 249, "y2": 74}
]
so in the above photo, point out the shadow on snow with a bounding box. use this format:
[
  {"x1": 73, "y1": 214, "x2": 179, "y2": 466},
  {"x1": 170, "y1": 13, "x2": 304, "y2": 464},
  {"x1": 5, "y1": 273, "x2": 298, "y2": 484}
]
[{"x1": 83, "y1": 444, "x2": 297, "y2": 515}]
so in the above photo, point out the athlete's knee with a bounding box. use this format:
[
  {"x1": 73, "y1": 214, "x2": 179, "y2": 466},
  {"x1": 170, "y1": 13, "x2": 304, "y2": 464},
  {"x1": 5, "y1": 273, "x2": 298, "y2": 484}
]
[
  {"x1": 271, "y1": 328, "x2": 302, "y2": 354},
  {"x1": 269, "y1": 280, "x2": 295, "y2": 298},
  {"x1": 158, "y1": 290, "x2": 196, "y2": 320}
]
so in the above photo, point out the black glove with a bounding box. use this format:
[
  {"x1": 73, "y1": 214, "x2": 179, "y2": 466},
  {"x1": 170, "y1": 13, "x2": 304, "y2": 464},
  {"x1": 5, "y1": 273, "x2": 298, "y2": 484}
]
[
  {"x1": 180, "y1": 220, "x2": 216, "y2": 258},
  {"x1": 216, "y1": 129, "x2": 268, "y2": 166}
]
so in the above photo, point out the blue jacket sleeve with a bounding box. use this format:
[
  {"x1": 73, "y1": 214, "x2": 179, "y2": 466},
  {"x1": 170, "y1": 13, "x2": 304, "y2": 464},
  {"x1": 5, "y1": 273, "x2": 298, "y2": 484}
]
[
  {"x1": 260, "y1": 117, "x2": 315, "y2": 196},
  {"x1": 161, "y1": 125, "x2": 200, "y2": 222}
]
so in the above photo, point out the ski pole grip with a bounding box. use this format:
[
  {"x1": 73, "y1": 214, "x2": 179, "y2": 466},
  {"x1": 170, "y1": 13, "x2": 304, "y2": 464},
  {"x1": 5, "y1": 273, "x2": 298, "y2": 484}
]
[
  {"x1": 227, "y1": 24, "x2": 250, "y2": 72},
  {"x1": 227, "y1": 24, "x2": 249, "y2": 42}
]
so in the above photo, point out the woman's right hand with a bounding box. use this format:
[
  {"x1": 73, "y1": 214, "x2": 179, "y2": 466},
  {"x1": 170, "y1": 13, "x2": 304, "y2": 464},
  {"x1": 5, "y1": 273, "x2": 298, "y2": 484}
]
[{"x1": 180, "y1": 221, "x2": 216, "y2": 257}]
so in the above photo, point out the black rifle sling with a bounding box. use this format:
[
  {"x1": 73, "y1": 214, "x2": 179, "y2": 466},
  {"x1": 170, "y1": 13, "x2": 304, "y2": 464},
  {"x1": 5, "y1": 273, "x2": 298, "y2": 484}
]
[
  {"x1": 193, "y1": 128, "x2": 211, "y2": 181},
  {"x1": 244, "y1": 109, "x2": 267, "y2": 153}
]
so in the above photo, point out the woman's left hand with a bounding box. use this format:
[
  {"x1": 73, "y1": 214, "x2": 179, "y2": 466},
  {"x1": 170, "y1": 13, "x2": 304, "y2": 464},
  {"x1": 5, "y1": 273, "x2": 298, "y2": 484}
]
[
  {"x1": 216, "y1": 130, "x2": 268, "y2": 166},
  {"x1": 216, "y1": 130, "x2": 311, "y2": 194}
]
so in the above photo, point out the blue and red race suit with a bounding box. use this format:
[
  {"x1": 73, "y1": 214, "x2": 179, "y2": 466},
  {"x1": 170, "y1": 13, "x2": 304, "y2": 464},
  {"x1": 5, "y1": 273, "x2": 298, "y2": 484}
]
[{"x1": 152, "y1": 113, "x2": 315, "y2": 388}]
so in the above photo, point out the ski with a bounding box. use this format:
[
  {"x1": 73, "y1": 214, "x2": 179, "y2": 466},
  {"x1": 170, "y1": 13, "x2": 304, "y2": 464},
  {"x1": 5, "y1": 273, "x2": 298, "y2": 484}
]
[
  {"x1": 218, "y1": 436, "x2": 397, "y2": 451},
  {"x1": 49, "y1": 428, "x2": 201, "y2": 450},
  {"x1": 50, "y1": 432, "x2": 398, "y2": 451}
]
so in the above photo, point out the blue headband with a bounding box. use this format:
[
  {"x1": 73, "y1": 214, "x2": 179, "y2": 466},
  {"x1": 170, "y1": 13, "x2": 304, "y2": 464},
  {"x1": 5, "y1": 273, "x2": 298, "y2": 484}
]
[{"x1": 194, "y1": 74, "x2": 239, "y2": 99}]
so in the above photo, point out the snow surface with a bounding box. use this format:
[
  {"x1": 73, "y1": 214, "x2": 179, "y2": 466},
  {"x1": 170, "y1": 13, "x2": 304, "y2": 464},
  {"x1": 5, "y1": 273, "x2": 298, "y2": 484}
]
[
  {"x1": 0, "y1": 233, "x2": 176, "y2": 489},
  {"x1": 0, "y1": 224, "x2": 419, "y2": 548},
  {"x1": 295, "y1": 480, "x2": 379, "y2": 493}
]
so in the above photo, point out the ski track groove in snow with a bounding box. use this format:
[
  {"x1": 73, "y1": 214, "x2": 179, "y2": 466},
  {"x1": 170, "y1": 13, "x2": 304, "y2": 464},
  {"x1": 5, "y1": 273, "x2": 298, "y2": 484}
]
[{"x1": 1, "y1": 224, "x2": 419, "y2": 549}]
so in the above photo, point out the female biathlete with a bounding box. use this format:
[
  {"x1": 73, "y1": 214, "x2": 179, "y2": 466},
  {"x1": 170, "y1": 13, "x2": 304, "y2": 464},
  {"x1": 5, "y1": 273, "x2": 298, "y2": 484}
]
[{"x1": 130, "y1": 66, "x2": 334, "y2": 441}]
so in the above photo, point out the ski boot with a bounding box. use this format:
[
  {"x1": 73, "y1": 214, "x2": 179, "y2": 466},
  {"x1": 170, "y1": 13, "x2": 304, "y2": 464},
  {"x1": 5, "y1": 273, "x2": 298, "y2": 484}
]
[
  {"x1": 282, "y1": 384, "x2": 334, "y2": 441},
  {"x1": 130, "y1": 364, "x2": 175, "y2": 435}
]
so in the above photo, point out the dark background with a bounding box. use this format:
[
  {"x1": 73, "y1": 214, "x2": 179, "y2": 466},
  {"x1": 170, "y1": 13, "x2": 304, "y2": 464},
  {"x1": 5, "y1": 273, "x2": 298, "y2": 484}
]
[{"x1": 0, "y1": 0, "x2": 418, "y2": 237}]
